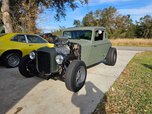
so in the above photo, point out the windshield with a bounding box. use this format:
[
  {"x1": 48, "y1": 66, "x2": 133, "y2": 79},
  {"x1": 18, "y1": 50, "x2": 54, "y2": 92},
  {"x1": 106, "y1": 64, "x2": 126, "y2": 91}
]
[
  {"x1": 63, "y1": 30, "x2": 92, "y2": 40},
  {"x1": 26, "y1": 35, "x2": 48, "y2": 43}
]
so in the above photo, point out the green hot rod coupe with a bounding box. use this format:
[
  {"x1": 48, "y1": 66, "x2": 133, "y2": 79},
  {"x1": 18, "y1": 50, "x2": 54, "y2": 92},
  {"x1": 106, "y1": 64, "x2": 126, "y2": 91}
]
[{"x1": 19, "y1": 27, "x2": 117, "y2": 92}]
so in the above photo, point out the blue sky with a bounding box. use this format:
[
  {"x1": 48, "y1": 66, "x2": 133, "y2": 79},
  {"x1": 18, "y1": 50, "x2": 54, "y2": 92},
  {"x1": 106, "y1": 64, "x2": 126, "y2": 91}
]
[{"x1": 36, "y1": 0, "x2": 152, "y2": 33}]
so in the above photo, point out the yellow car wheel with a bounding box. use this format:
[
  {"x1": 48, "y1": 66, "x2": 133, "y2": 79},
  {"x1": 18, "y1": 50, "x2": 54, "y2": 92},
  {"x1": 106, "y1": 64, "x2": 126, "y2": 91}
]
[{"x1": 4, "y1": 53, "x2": 21, "y2": 68}]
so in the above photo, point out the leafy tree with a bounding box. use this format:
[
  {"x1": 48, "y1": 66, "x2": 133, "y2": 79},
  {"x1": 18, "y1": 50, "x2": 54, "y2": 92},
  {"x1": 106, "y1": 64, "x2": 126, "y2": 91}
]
[
  {"x1": 0, "y1": 0, "x2": 88, "y2": 33},
  {"x1": 73, "y1": 19, "x2": 81, "y2": 27},
  {"x1": 135, "y1": 15, "x2": 152, "y2": 38},
  {"x1": 81, "y1": 6, "x2": 135, "y2": 38},
  {"x1": 82, "y1": 11, "x2": 96, "y2": 26},
  {"x1": 112, "y1": 15, "x2": 134, "y2": 38}
]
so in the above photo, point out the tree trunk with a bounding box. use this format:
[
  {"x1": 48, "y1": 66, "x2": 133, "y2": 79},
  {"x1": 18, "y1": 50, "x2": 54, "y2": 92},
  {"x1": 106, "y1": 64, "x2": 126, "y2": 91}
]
[
  {"x1": 1, "y1": 0, "x2": 13, "y2": 33},
  {"x1": 22, "y1": 0, "x2": 38, "y2": 33}
]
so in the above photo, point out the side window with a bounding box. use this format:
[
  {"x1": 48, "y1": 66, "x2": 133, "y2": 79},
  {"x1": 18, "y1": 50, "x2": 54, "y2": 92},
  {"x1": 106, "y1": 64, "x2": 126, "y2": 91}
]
[
  {"x1": 81, "y1": 31, "x2": 92, "y2": 40},
  {"x1": 11, "y1": 35, "x2": 26, "y2": 43},
  {"x1": 95, "y1": 30, "x2": 104, "y2": 41},
  {"x1": 27, "y1": 35, "x2": 48, "y2": 43}
]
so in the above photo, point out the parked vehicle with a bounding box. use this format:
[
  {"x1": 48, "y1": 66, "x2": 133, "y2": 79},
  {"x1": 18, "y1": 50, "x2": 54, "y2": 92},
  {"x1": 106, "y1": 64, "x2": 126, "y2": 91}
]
[
  {"x1": 0, "y1": 33, "x2": 54, "y2": 68},
  {"x1": 19, "y1": 27, "x2": 117, "y2": 92},
  {"x1": 40, "y1": 33, "x2": 57, "y2": 43}
]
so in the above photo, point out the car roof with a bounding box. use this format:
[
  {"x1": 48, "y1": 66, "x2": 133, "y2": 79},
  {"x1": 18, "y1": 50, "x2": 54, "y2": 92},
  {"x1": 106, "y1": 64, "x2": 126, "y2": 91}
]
[
  {"x1": 0, "y1": 33, "x2": 36, "y2": 36},
  {"x1": 63, "y1": 26, "x2": 106, "y2": 31},
  {"x1": 0, "y1": 33, "x2": 39, "y2": 40},
  {"x1": 10, "y1": 33, "x2": 36, "y2": 35}
]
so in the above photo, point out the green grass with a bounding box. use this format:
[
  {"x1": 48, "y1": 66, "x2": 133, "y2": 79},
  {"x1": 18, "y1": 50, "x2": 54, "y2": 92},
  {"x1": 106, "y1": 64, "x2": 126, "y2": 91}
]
[{"x1": 93, "y1": 52, "x2": 152, "y2": 114}]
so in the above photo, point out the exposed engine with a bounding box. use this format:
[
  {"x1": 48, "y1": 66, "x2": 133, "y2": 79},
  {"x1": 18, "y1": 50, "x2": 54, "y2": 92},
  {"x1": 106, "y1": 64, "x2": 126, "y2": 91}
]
[
  {"x1": 55, "y1": 45, "x2": 70, "y2": 55},
  {"x1": 54, "y1": 38, "x2": 81, "y2": 60}
]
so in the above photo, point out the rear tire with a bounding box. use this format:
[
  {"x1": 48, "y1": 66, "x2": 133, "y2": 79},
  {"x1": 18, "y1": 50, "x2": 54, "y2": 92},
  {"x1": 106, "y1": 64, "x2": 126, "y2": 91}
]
[
  {"x1": 3, "y1": 53, "x2": 21, "y2": 68},
  {"x1": 18, "y1": 55, "x2": 38, "y2": 78},
  {"x1": 106, "y1": 47, "x2": 117, "y2": 66},
  {"x1": 65, "y1": 60, "x2": 87, "y2": 92}
]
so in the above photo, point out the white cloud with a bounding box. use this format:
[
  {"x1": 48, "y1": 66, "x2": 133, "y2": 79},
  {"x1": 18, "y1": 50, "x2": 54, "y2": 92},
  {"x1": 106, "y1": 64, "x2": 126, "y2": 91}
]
[
  {"x1": 99, "y1": 0, "x2": 131, "y2": 3},
  {"x1": 119, "y1": 4, "x2": 152, "y2": 15},
  {"x1": 88, "y1": 0, "x2": 131, "y2": 6},
  {"x1": 118, "y1": 4, "x2": 152, "y2": 21}
]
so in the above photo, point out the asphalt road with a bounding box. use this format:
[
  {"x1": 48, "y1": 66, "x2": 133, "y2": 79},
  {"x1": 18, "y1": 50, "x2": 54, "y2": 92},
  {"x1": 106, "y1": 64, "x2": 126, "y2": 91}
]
[{"x1": 0, "y1": 50, "x2": 138, "y2": 114}]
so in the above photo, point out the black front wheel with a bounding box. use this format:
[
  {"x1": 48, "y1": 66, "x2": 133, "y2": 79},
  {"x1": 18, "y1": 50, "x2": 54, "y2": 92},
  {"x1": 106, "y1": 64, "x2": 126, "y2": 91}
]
[
  {"x1": 18, "y1": 55, "x2": 38, "y2": 78},
  {"x1": 65, "y1": 60, "x2": 87, "y2": 92}
]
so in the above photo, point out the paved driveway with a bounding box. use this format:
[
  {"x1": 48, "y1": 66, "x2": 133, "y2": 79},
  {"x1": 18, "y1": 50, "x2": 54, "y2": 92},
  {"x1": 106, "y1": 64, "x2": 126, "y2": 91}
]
[
  {"x1": 0, "y1": 50, "x2": 138, "y2": 114},
  {"x1": 114, "y1": 46, "x2": 152, "y2": 51}
]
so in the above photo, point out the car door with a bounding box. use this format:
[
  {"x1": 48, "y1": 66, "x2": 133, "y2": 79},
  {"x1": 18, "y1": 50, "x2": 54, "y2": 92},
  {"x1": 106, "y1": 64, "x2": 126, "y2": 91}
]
[
  {"x1": 89, "y1": 29, "x2": 108, "y2": 65},
  {"x1": 10, "y1": 34, "x2": 30, "y2": 56},
  {"x1": 25, "y1": 35, "x2": 49, "y2": 54}
]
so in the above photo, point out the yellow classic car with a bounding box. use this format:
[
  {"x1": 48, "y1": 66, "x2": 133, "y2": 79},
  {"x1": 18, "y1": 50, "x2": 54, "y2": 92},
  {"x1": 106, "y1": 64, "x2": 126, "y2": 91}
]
[{"x1": 0, "y1": 33, "x2": 54, "y2": 68}]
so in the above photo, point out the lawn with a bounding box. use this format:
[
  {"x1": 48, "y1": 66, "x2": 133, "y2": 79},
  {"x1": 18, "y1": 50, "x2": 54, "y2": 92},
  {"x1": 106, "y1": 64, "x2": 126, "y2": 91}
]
[
  {"x1": 110, "y1": 39, "x2": 152, "y2": 47},
  {"x1": 93, "y1": 51, "x2": 152, "y2": 114}
]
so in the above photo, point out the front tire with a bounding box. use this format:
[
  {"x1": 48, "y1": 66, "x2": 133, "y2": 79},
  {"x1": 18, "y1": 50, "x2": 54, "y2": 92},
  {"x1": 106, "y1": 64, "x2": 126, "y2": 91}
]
[
  {"x1": 18, "y1": 55, "x2": 38, "y2": 78},
  {"x1": 65, "y1": 60, "x2": 87, "y2": 92},
  {"x1": 3, "y1": 53, "x2": 21, "y2": 68}
]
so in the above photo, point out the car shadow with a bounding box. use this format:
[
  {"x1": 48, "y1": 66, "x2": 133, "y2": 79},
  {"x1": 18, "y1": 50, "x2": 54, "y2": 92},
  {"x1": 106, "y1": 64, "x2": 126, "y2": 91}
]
[
  {"x1": 0, "y1": 67, "x2": 42, "y2": 114},
  {"x1": 71, "y1": 81, "x2": 104, "y2": 114},
  {"x1": 87, "y1": 60, "x2": 106, "y2": 69},
  {"x1": 92, "y1": 95, "x2": 108, "y2": 114},
  {"x1": 0, "y1": 61, "x2": 4, "y2": 67}
]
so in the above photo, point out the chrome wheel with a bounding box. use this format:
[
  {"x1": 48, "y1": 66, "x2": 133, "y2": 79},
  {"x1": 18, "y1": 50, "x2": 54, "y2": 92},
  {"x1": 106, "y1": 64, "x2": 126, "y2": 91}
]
[{"x1": 8, "y1": 54, "x2": 20, "y2": 67}]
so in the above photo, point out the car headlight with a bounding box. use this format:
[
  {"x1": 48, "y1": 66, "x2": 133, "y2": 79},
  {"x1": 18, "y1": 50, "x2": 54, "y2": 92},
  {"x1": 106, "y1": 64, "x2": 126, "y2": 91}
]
[
  {"x1": 55, "y1": 55, "x2": 64, "y2": 64},
  {"x1": 29, "y1": 51, "x2": 36, "y2": 60}
]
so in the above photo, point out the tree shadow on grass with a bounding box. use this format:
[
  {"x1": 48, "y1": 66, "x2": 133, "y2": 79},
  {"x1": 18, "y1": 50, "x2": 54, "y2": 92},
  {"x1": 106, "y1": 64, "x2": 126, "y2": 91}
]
[
  {"x1": 142, "y1": 64, "x2": 152, "y2": 70},
  {"x1": 71, "y1": 81, "x2": 105, "y2": 114}
]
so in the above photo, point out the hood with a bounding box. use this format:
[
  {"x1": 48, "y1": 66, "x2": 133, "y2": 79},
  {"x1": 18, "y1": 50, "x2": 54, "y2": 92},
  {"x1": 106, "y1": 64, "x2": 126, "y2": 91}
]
[
  {"x1": 69, "y1": 39, "x2": 92, "y2": 46},
  {"x1": 57, "y1": 37, "x2": 92, "y2": 46}
]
